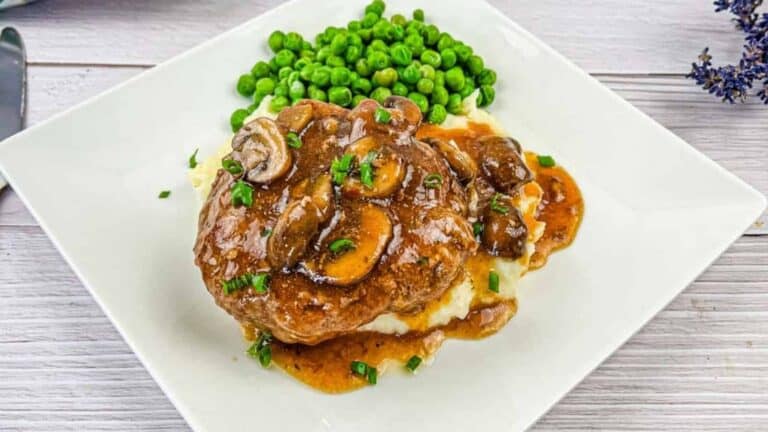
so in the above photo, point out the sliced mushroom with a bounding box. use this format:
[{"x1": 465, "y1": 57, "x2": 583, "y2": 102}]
[
  {"x1": 306, "y1": 173, "x2": 334, "y2": 222},
  {"x1": 476, "y1": 136, "x2": 533, "y2": 194},
  {"x1": 342, "y1": 136, "x2": 405, "y2": 199},
  {"x1": 423, "y1": 137, "x2": 478, "y2": 181},
  {"x1": 267, "y1": 196, "x2": 322, "y2": 269},
  {"x1": 384, "y1": 96, "x2": 422, "y2": 129},
  {"x1": 276, "y1": 103, "x2": 314, "y2": 132},
  {"x1": 481, "y1": 196, "x2": 528, "y2": 259},
  {"x1": 305, "y1": 204, "x2": 393, "y2": 286},
  {"x1": 231, "y1": 117, "x2": 292, "y2": 184}
]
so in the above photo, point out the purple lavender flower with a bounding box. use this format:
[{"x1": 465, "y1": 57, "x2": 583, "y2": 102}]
[{"x1": 688, "y1": 0, "x2": 768, "y2": 103}]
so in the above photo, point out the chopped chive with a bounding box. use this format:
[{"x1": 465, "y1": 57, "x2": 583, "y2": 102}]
[
  {"x1": 350, "y1": 360, "x2": 368, "y2": 376},
  {"x1": 329, "y1": 238, "x2": 356, "y2": 255},
  {"x1": 261, "y1": 227, "x2": 272, "y2": 237},
  {"x1": 537, "y1": 155, "x2": 556, "y2": 168},
  {"x1": 158, "y1": 190, "x2": 171, "y2": 199},
  {"x1": 286, "y1": 132, "x2": 302, "y2": 149},
  {"x1": 222, "y1": 158, "x2": 244, "y2": 175},
  {"x1": 188, "y1": 148, "x2": 199, "y2": 169},
  {"x1": 490, "y1": 193, "x2": 509, "y2": 215},
  {"x1": 251, "y1": 273, "x2": 270, "y2": 294},
  {"x1": 366, "y1": 366, "x2": 378, "y2": 385},
  {"x1": 258, "y1": 345, "x2": 272, "y2": 367},
  {"x1": 222, "y1": 272, "x2": 270, "y2": 295},
  {"x1": 472, "y1": 221, "x2": 484, "y2": 237},
  {"x1": 331, "y1": 153, "x2": 356, "y2": 185},
  {"x1": 231, "y1": 180, "x2": 254, "y2": 207},
  {"x1": 488, "y1": 271, "x2": 500, "y2": 293},
  {"x1": 359, "y1": 151, "x2": 378, "y2": 188},
  {"x1": 405, "y1": 355, "x2": 422, "y2": 372},
  {"x1": 423, "y1": 173, "x2": 443, "y2": 189},
  {"x1": 416, "y1": 256, "x2": 429, "y2": 265},
  {"x1": 247, "y1": 331, "x2": 272, "y2": 368},
  {"x1": 374, "y1": 107, "x2": 391, "y2": 123}
]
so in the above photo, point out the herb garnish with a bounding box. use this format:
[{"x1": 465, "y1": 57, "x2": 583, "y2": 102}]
[
  {"x1": 374, "y1": 107, "x2": 391, "y2": 123},
  {"x1": 423, "y1": 173, "x2": 443, "y2": 189},
  {"x1": 286, "y1": 132, "x2": 302, "y2": 149},
  {"x1": 359, "y1": 151, "x2": 378, "y2": 188},
  {"x1": 261, "y1": 227, "x2": 273, "y2": 237},
  {"x1": 405, "y1": 355, "x2": 422, "y2": 372},
  {"x1": 350, "y1": 360, "x2": 377, "y2": 385},
  {"x1": 231, "y1": 180, "x2": 254, "y2": 207},
  {"x1": 329, "y1": 238, "x2": 356, "y2": 255},
  {"x1": 247, "y1": 331, "x2": 273, "y2": 367},
  {"x1": 488, "y1": 271, "x2": 500, "y2": 293},
  {"x1": 537, "y1": 155, "x2": 556, "y2": 168},
  {"x1": 331, "y1": 154, "x2": 356, "y2": 185},
  {"x1": 472, "y1": 222, "x2": 484, "y2": 237},
  {"x1": 158, "y1": 190, "x2": 171, "y2": 199},
  {"x1": 489, "y1": 193, "x2": 509, "y2": 215},
  {"x1": 188, "y1": 148, "x2": 199, "y2": 169},
  {"x1": 222, "y1": 159, "x2": 244, "y2": 175},
  {"x1": 222, "y1": 272, "x2": 270, "y2": 295}
]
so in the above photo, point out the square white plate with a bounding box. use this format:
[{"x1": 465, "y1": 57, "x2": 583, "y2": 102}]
[{"x1": 0, "y1": 0, "x2": 765, "y2": 430}]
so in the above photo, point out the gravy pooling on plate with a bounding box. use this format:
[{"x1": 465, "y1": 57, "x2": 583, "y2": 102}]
[{"x1": 193, "y1": 97, "x2": 582, "y2": 392}]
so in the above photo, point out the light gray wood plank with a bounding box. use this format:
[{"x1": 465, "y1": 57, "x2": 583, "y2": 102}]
[{"x1": 0, "y1": 0, "x2": 752, "y2": 74}]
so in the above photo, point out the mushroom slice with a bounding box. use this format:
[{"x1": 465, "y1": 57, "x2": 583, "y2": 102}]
[
  {"x1": 267, "y1": 196, "x2": 322, "y2": 269},
  {"x1": 231, "y1": 117, "x2": 292, "y2": 184},
  {"x1": 342, "y1": 136, "x2": 405, "y2": 199},
  {"x1": 383, "y1": 96, "x2": 422, "y2": 129},
  {"x1": 305, "y1": 204, "x2": 393, "y2": 286},
  {"x1": 481, "y1": 196, "x2": 528, "y2": 259},
  {"x1": 476, "y1": 136, "x2": 532, "y2": 194},
  {"x1": 306, "y1": 173, "x2": 334, "y2": 222},
  {"x1": 276, "y1": 103, "x2": 314, "y2": 132},
  {"x1": 423, "y1": 137, "x2": 478, "y2": 181}
]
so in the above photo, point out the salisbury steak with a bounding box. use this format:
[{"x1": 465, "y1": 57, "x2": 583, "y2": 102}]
[{"x1": 194, "y1": 98, "x2": 476, "y2": 345}]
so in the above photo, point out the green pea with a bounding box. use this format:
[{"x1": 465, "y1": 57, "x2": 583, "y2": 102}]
[
  {"x1": 391, "y1": 14, "x2": 407, "y2": 26},
  {"x1": 420, "y1": 50, "x2": 441, "y2": 68},
  {"x1": 330, "y1": 33, "x2": 348, "y2": 55},
  {"x1": 237, "y1": 74, "x2": 256, "y2": 97},
  {"x1": 372, "y1": 20, "x2": 391, "y2": 41},
  {"x1": 390, "y1": 24, "x2": 405, "y2": 42},
  {"x1": 389, "y1": 43, "x2": 412, "y2": 66},
  {"x1": 352, "y1": 77, "x2": 373, "y2": 94},
  {"x1": 268, "y1": 58, "x2": 279, "y2": 73},
  {"x1": 255, "y1": 77, "x2": 276, "y2": 95},
  {"x1": 293, "y1": 58, "x2": 309, "y2": 71},
  {"x1": 370, "y1": 87, "x2": 392, "y2": 104},
  {"x1": 404, "y1": 33, "x2": 425, "y2": 56},
  {"x1": 330, "y1": 67, "x2": 352, "y2": 86},
  {"x1": 467, "y1": 55, "x2": 484, "y2": 76},
  {"x1": 413, "y1": 9, "x2": 425, "y2": 22},
  {"x1": 454, "y1": 43, "x2": 473, "y2": 63},
  {"x1": 326, "y1": 55, "x2": 345, "y2": 68},
  {"x1": 437, "y1": 34, "x2": 455, "y2": 52},
  {"x1": 301, "y1": 49, "x2": 316, "y2": 60},
  {"x1": 419, "y1": 64, "x2": 436, "y2": 81},
  {"x1": 369, "y1": 39, "x2": 388, "y2": 53},
  {"x1": 278, "y1": 66, "x2": 293, "y2": 81},
  {"x1": 356, "y1": 58, "x2": 372, "y2": 77},
  {"x1": 302, "y1": 40, "x2": 312, "y2": 51},
  {"x1": 478, "y1": 85, "x2": 495, "y2": 107},
  {"x1": 268, "y1": 31, "x2": 285, "y2": 53},
  {"x1": 431, "y1": 85, "x2": 449, "y2": 106},
  {"x1": 402, "y1": 63, "x2": 422, "y2": 84},
  {"x1": 434, "y1": 70, "x2": 445, "y2": 88},
  {"x1": 352, "y1": 94, "x2": 367, "y2": 107},
  {"x1": 328, "y1": 86, "x2": 353, "y2": 107},
  {"x1": 308, "y1": 85, "x2": 327, "y2": 102},
  {"x1": 392, "y1": 81, "x2": 409, "y2": 96},
  {"x1": 422, "y1": 25, "x2": 440, "y2": 46},
  {"x1": 357, "y1": 28, "x2": 373, "y2": 42},
  {"x1": 251, "y1": 61, "x2": 271, "y2": 79},
  {"x1": 362, "y1": 12, "x2": 379, "y2": 28},
  {"x1": 446, "y1": 93, "x2": 463, "y2": 114},
  {"x1": 440, "y1": 49, "x2": 457, "y2": 69},
  {"x1": 478, "y1": 68, "x2": 497, "y2": 86},
  {"x1": 406, "y1": 20, "x2": 424, "y2": 34},
  {"x1": 344, "y1": 45, "x2": 362, "y2": 64},
  {"x1": 275, "y1": 49, "x2": 296, "y2": 68},
  {"x1": 367, "y1": 51, "x2": 391, "y2": 71},
  {"x1": 269, "y1": 95, "x2": 290, "y2": 113},
  {"x1": 311, "y1": 67, "x2": 331, "y2": 88},
  {"x1": 408, "y1": 92, "x2": 429, "y2": 113},
  {"x1": 324, "y1": 26, "x2": 340, "y2": 42},
  {"x1": 274, "y1": 82, "x2": 289, "y2": 98},
  {"x1": 299, "y1": 63, "x2": 318, "y2": 81},
  {"x1": 289, "y1": 80, "x2": 306, "y2": 100},
  {"x1": 348, "y1": 33, "x2": 363, "y2": 48},
  {"x1": 253, "y1": 91, "x2": 265, "y2": 107},
  {"x1": 427, "y1": 104, "x2": 447, "y2": 124},
  {"x1": 372, "y1": 67, "x2": 398, "y2": 87},
  {"x1": 416, "y1": 78, "x2": 434, "y2": 94},
  {"x1": 365, "y1": 0, "x2": 385, "y2": 17},
  {"x1": 349, "y1": 71, "x2": 360, "y2": 82},
  {"x1": 284, "y1": 32, "x2": 303, "y2": 52},
  {"x1": 316, "y1": 46, "x2": 332, "y2": 63},
  {"x1": 247, "y1": 103, "x2": 258, "y2": 114},
  {"x1": 348, "y1": 20, "x2": 362, "y2": 32},
  {"x1": 458, "y1": 81, "x2": 475, "y2": 98},
  {"x1": 230, "y1": 108, "x2": 249, "y2": 132},
  {"x1": 445, "y1": 66, "x2": 466, "y2": 91}
]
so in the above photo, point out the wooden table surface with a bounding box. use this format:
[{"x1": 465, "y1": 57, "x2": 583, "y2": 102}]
[{"x1": 1, "y1": 1, "x2": 767, "y2": 430}]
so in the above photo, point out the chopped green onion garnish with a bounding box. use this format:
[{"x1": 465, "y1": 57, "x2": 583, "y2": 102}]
[
  {"x1": 158, "y1": 190, "x2": 171, "y2": 199},
  {"x1": 247, "y1": 331, "x2": 273, "y2": 368},
  {"x1": 423, "y1": 173, "x2": 443, "y2": 189},
  {"x1": 222, "y1": 272, "x2": 270, "y2": 295},
  {"x1": 286, "y1": 132, "x2": 302, "y2": 149},
  {"x1": 416, "y1": 256, "x2": 429, "y2": 266},
  {"x1": 251, "y1": 273, "x2": 270, "y2": 294},
  {"x1": 490, "y1": 193, "x2": 509, "y2": 215},
  {"x1": 405, "y1": 355, "x2": 422, "y2": 372},
  {"x1": 488, "y1": 271, "x2": 500, "y2": 293},
  {"x1": 329, "y1": 238, "x2": 356, "y2": 255},
  {"x1": 350, "y1": 360, "x2": 368, "y2": 376},
  {"x1": 331, "y1": 153, "x2": 356, "y2": 185},
  {"x1": 261, "y1": 227, "x2": 272, "y2": 237},
  {"x1": 537, "y1": 155, "x2": 556, "y2": 168},
  {"x1": 188, "y1": 148, "x2": 199, "y2": 169},
  {"x1": 359, "y1": 151, "x2": 378, "y2": 188},
  {"x1": 366, "y1": 366, "x2": 378, "y2": 385},
  {"x1": 472, "y1": 222, "x2": 484, "y2": 237},
  {"x1": 222, "y1": 158, "x2": 244, "y2": 175},
  {"x1": 231, "y1": 180, "x2": 254, "y2": 207},
  {"x1": 374, "y1": 107, "x2": 391, "y2": 124}
]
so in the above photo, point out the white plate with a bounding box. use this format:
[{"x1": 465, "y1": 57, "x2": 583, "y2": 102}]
[{"x1": 0, "y1": 0, "x2": 765, "y2": 430}]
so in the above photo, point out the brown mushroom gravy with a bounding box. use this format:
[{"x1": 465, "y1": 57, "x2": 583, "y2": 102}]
[{"x1": 195, "y1": 98, "x2": 582, "y2": 393}]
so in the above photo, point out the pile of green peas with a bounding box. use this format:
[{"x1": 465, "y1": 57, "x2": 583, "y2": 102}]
[{"x1": 230, "y1": 0, "x2": 497, "y2": 132}]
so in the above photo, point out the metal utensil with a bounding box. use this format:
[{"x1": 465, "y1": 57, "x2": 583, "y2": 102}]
[{"x1": 0, "y1": 27, "x2": 27, "y2": 190}]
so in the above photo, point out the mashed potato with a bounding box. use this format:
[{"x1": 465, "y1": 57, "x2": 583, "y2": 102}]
[{"x1": 189, "y1": 93, "x2": 544, "y2": 335}]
